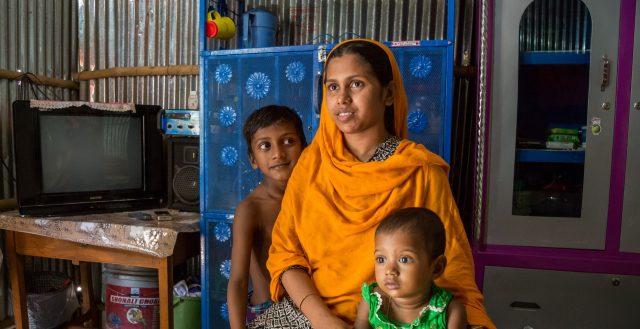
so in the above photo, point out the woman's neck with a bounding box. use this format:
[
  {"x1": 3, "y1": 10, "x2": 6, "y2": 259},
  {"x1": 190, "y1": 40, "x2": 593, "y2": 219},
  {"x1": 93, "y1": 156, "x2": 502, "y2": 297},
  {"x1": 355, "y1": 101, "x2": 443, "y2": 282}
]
[{"x1": 343, "y1": 127, "x2": 390, "y2": 162}]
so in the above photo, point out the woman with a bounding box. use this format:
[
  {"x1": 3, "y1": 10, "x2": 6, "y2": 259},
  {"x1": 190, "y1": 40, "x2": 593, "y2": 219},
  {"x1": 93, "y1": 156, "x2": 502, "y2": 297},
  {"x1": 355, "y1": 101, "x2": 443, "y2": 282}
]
[{"x1": 256, "y1": 39, "x2": 494, "y2": 329}]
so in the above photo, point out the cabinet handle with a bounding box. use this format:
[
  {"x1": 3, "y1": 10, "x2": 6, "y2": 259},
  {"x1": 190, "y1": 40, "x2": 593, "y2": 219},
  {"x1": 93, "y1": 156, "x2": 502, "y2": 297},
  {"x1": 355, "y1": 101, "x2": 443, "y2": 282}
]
[
  {"x1": 611, "y1": 277, "x2": 621, "y2": 286},
  {"x1": 510, "y1": 301, "x2": 541, "y2": 310},
  {"x1": 601, "y1": 55, "x2": 610, "y2": 92}
]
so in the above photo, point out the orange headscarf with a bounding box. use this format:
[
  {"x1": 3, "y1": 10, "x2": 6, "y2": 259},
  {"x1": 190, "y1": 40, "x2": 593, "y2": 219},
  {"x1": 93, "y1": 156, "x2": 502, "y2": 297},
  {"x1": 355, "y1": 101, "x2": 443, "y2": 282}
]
[{"x1": 268, "y1": 39, "x2": 494, "y2": 328}]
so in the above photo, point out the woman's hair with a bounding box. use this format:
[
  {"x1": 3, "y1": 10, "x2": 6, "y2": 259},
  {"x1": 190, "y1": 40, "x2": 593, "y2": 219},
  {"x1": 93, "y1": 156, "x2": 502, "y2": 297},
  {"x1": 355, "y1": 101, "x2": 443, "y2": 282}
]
[
  {"x1": 325, "y1": 40, "x2": 396, "y2": 135},
  {"x1": 242, "y1": 105, "x2": 308, "y2": 155},
  {"x1": 375, "y1": 207, "x2": 446, "y2": 260}
]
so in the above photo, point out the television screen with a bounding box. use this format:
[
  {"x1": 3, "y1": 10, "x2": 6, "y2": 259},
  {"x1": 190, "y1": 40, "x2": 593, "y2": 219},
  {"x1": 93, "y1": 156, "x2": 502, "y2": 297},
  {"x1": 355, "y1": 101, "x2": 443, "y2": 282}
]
[
  {"x1": 12, "y1": 101, "x2": 165, "y2": 216},
  {"x1": 40, "y1": 114, "x2": 143, "y2": 193}
]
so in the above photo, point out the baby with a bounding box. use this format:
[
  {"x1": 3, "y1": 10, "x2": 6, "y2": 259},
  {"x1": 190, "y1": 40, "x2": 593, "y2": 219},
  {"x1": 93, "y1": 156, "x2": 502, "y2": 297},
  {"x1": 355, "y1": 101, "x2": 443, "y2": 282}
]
[{"x1": 355, "y1": 207, "x2": 467, "y2": 329}]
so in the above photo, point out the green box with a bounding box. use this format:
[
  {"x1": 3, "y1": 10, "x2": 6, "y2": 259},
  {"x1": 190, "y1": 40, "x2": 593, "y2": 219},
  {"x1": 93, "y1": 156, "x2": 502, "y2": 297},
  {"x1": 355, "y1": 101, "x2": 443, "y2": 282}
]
[{"x1": 174, "y1": 296, "x2": 201, "y2": 329}]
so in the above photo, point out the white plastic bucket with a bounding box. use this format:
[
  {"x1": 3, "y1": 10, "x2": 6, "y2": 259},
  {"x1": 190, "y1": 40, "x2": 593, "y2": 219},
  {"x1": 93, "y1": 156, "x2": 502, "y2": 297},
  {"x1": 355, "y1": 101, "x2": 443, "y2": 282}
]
[{"x1": 103, "y1": 264, "x2": 159, "y2": 329}]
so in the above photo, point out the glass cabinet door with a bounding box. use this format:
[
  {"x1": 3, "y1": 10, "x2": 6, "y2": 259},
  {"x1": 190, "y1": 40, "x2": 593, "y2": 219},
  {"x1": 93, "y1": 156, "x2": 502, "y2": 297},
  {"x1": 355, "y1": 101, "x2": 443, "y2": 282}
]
[
  {"x1": 487, "y1": 0, "x2": 619, "y2": 249},
  {"x1": 621, "y1": 4, "x2": 640, "y2": 253}
]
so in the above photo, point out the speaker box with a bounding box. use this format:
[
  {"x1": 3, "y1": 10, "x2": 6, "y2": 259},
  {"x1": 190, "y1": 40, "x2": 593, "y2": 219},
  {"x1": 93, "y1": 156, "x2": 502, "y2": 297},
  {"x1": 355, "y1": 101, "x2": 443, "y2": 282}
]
[{"x1": 167, "y1": 136, "x2": 199, "y2": 212}]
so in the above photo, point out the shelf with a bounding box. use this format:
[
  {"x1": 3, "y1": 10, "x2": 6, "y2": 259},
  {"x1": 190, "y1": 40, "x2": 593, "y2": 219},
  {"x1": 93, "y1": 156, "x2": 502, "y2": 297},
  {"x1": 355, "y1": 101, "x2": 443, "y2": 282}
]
[
  {"x1": 520, "y1": 52, "x2": 590, "y2": 65},
  {"x1": 516, "y1": 149, "x2": 585, "y2": 164}
]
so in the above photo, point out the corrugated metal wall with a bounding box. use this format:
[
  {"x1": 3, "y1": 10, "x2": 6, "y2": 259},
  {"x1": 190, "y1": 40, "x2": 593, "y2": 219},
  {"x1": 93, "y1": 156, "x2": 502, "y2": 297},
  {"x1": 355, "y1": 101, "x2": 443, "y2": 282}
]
[
  {"x1": 78, "y1": 0, "x2": 200, "y2": 106},
  {"x1": 519, "y1": 0, "x2": 591, "y2": 52},
  {"x1": 0, "y1": 0, "x2": 78, "y2": 200},
  {"x1": 0, "y1": 0, "x2": 79, "y2": 321},
  {"x1": 206, "y1": 0, "x2": 448, "y2": 50},
  {"x1": 245, "y1": 0, "x2": 448, "y2": 43}
]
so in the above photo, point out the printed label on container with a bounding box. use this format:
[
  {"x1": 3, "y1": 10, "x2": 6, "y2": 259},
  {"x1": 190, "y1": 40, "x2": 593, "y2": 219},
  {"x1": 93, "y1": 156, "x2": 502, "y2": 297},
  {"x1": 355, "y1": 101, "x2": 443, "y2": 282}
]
[{"x1": 105, "y1": 284, "x2": 160, "y2": 329}]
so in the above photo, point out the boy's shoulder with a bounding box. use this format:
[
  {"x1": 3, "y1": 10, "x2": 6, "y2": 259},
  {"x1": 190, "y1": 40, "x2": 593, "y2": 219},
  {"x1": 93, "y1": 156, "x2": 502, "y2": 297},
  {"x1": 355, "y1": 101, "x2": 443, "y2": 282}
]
[
  {"x1": 234, "y1": 185, "x2": 280, "y2": 224},
  {"x1": 234, "y1": 193, "x2": 261, "y2": 223}
]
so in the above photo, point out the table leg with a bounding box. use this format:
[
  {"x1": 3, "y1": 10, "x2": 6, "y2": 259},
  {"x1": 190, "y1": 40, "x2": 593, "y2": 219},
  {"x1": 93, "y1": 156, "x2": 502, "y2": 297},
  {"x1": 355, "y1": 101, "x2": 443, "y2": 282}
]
[
  {"x1": 157, "y1": 256, "x2": 174, "y2": 329},
  {"x1": 79, "y1": 262, "x2": 98, "y2": 327},
  {"x1": 5, "y1": 231, "x2": 28, "y2": 329}
]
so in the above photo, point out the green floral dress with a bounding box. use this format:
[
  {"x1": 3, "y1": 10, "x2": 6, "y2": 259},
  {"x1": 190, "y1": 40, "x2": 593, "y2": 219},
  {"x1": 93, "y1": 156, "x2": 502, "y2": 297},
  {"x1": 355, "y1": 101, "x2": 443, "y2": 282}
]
[{"x1": 362, "y1": 282, "x2": 452, "y2": 329}]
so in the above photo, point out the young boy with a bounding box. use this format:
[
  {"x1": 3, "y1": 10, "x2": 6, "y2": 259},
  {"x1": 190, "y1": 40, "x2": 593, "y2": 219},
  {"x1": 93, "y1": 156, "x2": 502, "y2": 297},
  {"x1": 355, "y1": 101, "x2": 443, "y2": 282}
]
[
  {"x1": 227, "y1": 105, "x2": 308, "y2": 329},
  {"x1": 355, "y1": 207, "x2": 467, "y2": 329}
]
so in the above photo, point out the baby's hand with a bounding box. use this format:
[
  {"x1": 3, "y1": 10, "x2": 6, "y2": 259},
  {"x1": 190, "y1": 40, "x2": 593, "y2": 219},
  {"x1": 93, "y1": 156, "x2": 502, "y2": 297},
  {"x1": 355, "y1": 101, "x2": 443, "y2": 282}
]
[
  {"x1": 354, "y1": 299, "x2": 371, "y2": 329},
  {"x1": 446, "y1": 298, "x2": 467, "y2": 329}
]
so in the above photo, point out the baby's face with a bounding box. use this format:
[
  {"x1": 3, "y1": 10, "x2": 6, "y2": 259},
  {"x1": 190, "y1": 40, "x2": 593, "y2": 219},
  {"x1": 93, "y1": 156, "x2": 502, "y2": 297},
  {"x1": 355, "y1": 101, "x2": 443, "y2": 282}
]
[
  {"x1": 374, "y1": 230, "x2": 434, "y2": 301},
  {"x1": 249, "y1": 121, "x2": 304, "y2": 183}
]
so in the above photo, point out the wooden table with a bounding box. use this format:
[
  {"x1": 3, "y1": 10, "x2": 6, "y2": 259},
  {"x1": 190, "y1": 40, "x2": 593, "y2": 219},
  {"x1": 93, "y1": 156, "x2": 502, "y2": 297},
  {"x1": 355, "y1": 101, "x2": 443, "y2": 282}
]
[{"x1": 1, "y1": 209, "x2": 200, "y2": 329}]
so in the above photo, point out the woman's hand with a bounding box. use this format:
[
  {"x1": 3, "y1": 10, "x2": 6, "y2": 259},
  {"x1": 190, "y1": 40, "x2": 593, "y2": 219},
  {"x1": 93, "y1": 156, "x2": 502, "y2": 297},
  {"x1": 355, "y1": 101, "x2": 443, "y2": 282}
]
[{"x1": 281, "y1": 268, "x2": 353, "y2": 328}]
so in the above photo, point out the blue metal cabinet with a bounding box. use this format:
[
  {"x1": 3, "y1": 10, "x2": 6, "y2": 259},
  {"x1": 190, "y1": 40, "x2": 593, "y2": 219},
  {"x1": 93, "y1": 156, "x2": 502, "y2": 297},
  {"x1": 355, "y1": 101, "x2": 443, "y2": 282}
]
[
  {"x1": 201, "y1": 45, "x2": 323, "y2": 215},
  {"x1": 200, "y1": 45, "x2": 323, "y2": 329},
  {"x1": 395, "y1": 42, "x2": 453, "y2": 159},
  {"x1": 199, "y1": 41, "x2": 454, "y2": 328}
]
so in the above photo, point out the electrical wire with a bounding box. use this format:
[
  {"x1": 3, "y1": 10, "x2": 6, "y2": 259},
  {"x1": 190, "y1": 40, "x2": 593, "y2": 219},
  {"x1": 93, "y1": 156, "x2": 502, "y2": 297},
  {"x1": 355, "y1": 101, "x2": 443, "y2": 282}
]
[
  {"x1": 335, "y1": 32, "x2": 362, "y2": 41},
  {"x1": 3, "y1": 71, "x2": 64, "y2": 185},
  {"x1": 307, "y1": 32, "x2": 363, "y2": 45},
  {"x1": 11, "y1": 72, "x2": 63, "y2": 100},
  {"x1": 0, "y1": 157, "x2": 16, "y2": 184},
  {"x1": 307, "y1": 34, "x2": 336, "y2": 44},
  {"x1": 208, "y1": 0, "x2": 241, "y2": 19}
]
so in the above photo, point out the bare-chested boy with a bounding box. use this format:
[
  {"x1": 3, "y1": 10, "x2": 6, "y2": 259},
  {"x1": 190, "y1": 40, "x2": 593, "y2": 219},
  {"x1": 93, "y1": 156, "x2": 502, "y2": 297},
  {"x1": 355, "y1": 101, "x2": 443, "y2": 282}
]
[{"x1": 227, "y1": 105, "x2": 307, "y2": 329}]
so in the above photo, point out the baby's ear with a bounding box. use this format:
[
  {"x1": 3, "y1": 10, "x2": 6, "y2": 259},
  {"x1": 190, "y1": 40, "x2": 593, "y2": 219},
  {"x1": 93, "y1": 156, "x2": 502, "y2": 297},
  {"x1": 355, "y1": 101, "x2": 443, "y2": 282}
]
[{"x1": 431, "y1": 255, "x2": 447, "y2": 279}]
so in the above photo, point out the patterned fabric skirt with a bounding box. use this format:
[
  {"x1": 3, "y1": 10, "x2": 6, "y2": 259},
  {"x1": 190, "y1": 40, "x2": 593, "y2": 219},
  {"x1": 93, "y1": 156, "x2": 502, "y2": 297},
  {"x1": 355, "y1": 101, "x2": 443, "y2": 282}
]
[{"x1": 247, "y1": 296, "x2": 312, "y2": 329}]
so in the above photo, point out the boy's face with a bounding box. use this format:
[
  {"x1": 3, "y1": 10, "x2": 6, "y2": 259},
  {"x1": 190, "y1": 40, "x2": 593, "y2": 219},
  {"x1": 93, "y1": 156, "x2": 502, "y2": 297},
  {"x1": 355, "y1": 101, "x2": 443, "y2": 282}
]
[
  {"x1": 374, "y1": 229, "x2": 445, "y2": 303},
  {"x1": 249, "y1": 121, "x2": 304, "y2": 183}
]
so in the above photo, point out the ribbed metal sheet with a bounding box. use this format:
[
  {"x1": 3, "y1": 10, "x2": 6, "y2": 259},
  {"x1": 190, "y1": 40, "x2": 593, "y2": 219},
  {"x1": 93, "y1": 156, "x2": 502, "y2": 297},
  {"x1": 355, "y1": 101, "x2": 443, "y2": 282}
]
[
  {"x1": 78, "y1": 0, "x2": 200, "y2": 106},
  {"x1": 519, "y1": 0, "x2": 592, "y2": 52},
  {"x1": 241, "y1": 0, "x2": 448, "y2": 45},
  {"x1": 0, "y1": 0, "x2": 78, "y2": 199},
  {"x1": 80, "y1": 0, "x2": 448, "y2": 107},
  {"x1": 0, "y1": 1, "x2": 79, "y2": 320}
]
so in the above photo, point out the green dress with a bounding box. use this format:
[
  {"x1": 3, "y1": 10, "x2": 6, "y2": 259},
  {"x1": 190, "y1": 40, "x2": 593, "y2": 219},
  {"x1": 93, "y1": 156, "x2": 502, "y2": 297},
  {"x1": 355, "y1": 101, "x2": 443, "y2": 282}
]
[{"x1": 361, "y1": 282, "x2": 452, "y2": 329}]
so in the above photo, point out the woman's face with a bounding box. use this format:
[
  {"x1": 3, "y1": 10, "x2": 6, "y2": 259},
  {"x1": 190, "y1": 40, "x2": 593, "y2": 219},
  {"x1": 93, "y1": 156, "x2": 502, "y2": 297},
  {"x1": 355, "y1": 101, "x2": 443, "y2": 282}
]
[{"x1": 324, "y1": 53, "x2": 394, "y2": 137}]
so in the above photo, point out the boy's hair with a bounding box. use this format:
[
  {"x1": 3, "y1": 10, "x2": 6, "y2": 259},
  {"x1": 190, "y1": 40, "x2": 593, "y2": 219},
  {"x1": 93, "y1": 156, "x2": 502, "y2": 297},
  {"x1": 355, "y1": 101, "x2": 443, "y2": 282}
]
[
  {"x1": 242, "y1": 105, "x2": 308, "y2": 155},
  {"x1": 375, "y1": 207, "x2": 446, "y2": 260}
]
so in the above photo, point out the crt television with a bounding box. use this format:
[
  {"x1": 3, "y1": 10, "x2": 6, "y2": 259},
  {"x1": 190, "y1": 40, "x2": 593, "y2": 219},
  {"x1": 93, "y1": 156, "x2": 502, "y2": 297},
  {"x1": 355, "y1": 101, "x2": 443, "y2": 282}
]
[{"x1": 12, "y1": 101, "x2": 165, "y2": 216}]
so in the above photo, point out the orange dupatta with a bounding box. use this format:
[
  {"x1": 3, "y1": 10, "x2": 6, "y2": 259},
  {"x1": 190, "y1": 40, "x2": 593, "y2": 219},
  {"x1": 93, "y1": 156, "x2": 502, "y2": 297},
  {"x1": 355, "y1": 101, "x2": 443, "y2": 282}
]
[{"x1": 267, "y1": 39, "x2": 494, "y2": 328}]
